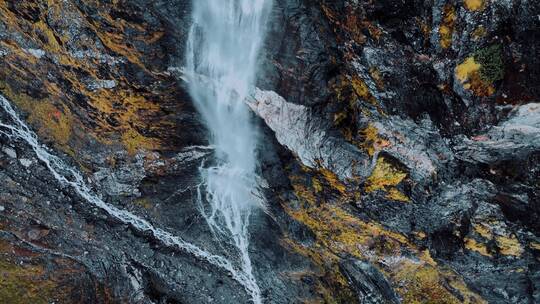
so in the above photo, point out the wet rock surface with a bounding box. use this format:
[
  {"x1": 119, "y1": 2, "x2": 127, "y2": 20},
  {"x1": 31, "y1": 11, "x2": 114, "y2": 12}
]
[{"x1": 0, "y1": 0, "x2": 539, "y2": 303}]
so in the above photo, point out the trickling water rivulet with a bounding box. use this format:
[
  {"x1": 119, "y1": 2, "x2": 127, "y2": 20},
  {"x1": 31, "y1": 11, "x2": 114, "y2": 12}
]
[
  {"x1": 186, "y1": 1, "x2": 273, "y2": 303},
  {"x1": 0, "y1": 94, "x2": 259, "y2": 301}
]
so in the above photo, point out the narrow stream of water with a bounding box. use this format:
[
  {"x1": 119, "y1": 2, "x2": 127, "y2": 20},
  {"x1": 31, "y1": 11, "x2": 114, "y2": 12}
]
[{"x1": 0, "y1": 94, "x2": 260, "y2": 302}]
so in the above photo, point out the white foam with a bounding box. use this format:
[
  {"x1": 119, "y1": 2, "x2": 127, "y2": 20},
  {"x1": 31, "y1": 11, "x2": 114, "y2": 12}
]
[{"x1": 185, "y1": 1, "x2": 273, "y2": 303}]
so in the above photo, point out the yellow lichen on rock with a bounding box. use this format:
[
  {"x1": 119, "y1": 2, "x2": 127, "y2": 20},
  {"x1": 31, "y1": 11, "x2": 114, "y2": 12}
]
[
  {"x1": 365, "y1": 157, "x2": 409, "y2": 203},
  {"x1": 473, "y1": 223, "x2": 493, "y2": 240},
  {"x1": 455, "y1": 57, "x2": 495, "y2": 96},
  {"x1": 351, "y1": 76, "x2": 376, "y2": 104},
  {"x1": 495, "y1": 234, "x2": 523, "y2": 257},
  {"x1": 31, "y1": 102, "x2": 73, "y2": 145},
  {"x1": 357, "y1": 124, "x2": 390, "y2": 156},
  {"x1": 92, "y1": 91, "x2": 162, "y2": 153},
  {"x1": 0, "y1": 0, "x2": 172, "y2": 158},
  {"x1": 284, "y1": 174, "x2": 485, "y2": 304},
  {"x1": 0, "y1": 259, "x2": 55, "y2": 304},
  {"x1": 282, "y1": 239, "x2": 356, "y2": 303},
  {"x1": 133, "y1": 197, "x2": 153, "y2": 209},
  {"x1": 464, "y1": 0, "x2": 485, "y2": 11},
  {"x1": 369, "y1": 67, "x2": 384, "y2": 89},
  {"x1": 386, "y1": 188, "x2": 411, "y2": 203},
  {"x1": 312, "y1": 177, "x2": 323, "y2": 193},
  {"x1": 470, "y1": 222, "x2": 523, "y2": 257},
  {"x1": 394, "y1": 262, "x2": 463, "y2": 304},
  {"x1": 456, "y1": 57, "x2": 481, "y2": 83},
  {"x1": 529, "y1": 242, "x2": 540, "y2": 251},
  {"x1": 472, "y1": 26, "x2": 487, "y2": 40},
  {"x1": 0, "y1": 82, "x2": 73, "y2": 146},
  {"x1": 440, "y1": 5, "x2": 457, "y2": 49},
  {"x1": 121, "y1": 128, "x2": 158, "y2": 155},
  {"x1": 320, "y1": 168, "x2": 347, "y2": 194},
  {"x1": 465, "y1": 237, "x2": 492, "y2": 257}
]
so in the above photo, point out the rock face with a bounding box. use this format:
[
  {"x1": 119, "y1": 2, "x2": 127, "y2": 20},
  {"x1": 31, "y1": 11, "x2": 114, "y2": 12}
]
[{"x1": 0, "y1": 0, "x2": 539, "y2": 304}]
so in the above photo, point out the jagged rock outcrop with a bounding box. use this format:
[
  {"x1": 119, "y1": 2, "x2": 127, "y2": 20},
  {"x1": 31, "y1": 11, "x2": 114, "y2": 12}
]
[
  {"x1": 456, "y1": 103, "x2": 540, "y2": 163},
  {"x1": 249, "y1": 89, "x2": 372, "y2": 181},
  {"x1": 340, "y1": 258, "x2": 400, "y2": 304}
]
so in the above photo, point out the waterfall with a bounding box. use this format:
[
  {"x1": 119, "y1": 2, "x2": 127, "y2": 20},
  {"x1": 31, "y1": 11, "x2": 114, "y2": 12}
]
[
  {"x1": 185, "y1": 1, "x2": 272, "y2": 303},
  {"x1": 0, "y1": 94, "x2": 260, "y2": 301}
]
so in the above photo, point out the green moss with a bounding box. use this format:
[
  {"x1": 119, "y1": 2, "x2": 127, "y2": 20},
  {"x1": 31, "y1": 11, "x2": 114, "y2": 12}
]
[
  {"x1": 365, "y1": 157, "x2": 408, "y2": 193},
  {"x1": 0, "y1": 259, "x2": 55, "y2": 304},
  {"x1": 134, "y1": 197, "x2": 153, "y2": 209},
  {"x1": 473, "y1": 44, "x2": 504, "y2": 83}
]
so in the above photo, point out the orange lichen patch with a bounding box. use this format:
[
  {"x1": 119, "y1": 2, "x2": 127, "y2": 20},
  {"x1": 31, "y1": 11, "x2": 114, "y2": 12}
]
[
  {"x1": 455, "y1": 57, "x2": 496, "y2": 96},
  {"x1": 319, "y1": 4, "x2": 337, "y2": 22},
  {"x1": 465, "y1": 237, "x2": 492, "y2": 257},
  {"x1": 320, "y1": 4, "x2": 366, "y2": 45},
  {"x1": 81, "y1": 3, "x2": 163, "y2": 70},
  {"x1": 343, "y1": 13, "x2": 366, "y2": 45},
  {"x1": 33, "y1": 20, "x2": 63, "y2": 53},
  {"x1": 287, "y1": 179, "x2": 409, "y2": 254},
  {"x1": 417, "y1": 18, "x2": 431, "y2": 39},
  {"x1": 362, "y1": 21, "x2": 383, "y2": 41},
  {"x1": 343, "y1": 9, "x2": 368, "y2": 44},
  {"x1": 93, "y1": 30, "x2": 145, "y2": 68},
  {"x1": 357, "y1": 124, "x2": 391, "y2": 156},
  {"x1": 284, "y1": 175, "x2": 485, "y2": 303},
  {"x1": 30, "y1": 102, "x2": 73, "y2": 145},
  {"x1": 440, "y1": 5, "x2": 457, "y2": 49},
  {"x1": 0, "y1": 1, "x2": 81, "y2": 67},
  {"x1": 88, "y1": 89, "x2": 161, "y2": 144},
  {"x1": 464, "y1": 0, "x2": 485, "y2": 11},
  {"x1": 0, "y1": 36, "x2": 165, "y2": 154}
]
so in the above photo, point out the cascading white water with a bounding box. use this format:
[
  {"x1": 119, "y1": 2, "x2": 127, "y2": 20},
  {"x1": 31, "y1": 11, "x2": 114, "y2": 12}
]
[
  {"x1": 0, "y1": 94, "x2": 260, "y2": 301},
  {"x1": 185, "y1": 1, "x2": 272, "y2": 303}
]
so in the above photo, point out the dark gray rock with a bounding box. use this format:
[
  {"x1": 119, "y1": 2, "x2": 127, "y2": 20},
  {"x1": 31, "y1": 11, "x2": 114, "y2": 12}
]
[{"x1": 340, "y1": 258, "x2": 400, "y2": 304}]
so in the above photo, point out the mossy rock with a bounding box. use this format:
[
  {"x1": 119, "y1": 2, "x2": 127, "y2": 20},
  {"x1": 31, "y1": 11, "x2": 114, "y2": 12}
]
[
  {"x1": 0, "y1": 259, "x2": 55, "y2": 304},
  {"x1": 473, "y1": 44, "x2": 504, "y2": 84}
]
